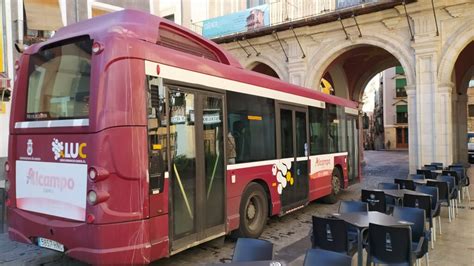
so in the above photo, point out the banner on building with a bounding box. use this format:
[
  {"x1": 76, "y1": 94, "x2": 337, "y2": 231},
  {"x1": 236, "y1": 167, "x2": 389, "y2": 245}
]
[{"x1": 202, "y1": 4, "x2": 270, "y2": 39}]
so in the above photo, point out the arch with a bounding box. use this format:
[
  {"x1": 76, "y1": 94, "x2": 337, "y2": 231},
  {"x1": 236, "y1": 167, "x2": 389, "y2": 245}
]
[
  {"x1": 304, "y1": 34, "x2": 415, "y2": 94},
  {"x1": 353, "y1": 59, "x2": 399, "y2": 101},
  {"x1": 242, "y1": 54, "x2": 288, "y2": 81},
  {"x1": 438, "y1": 18, "x2": 474, "y2": 85}
]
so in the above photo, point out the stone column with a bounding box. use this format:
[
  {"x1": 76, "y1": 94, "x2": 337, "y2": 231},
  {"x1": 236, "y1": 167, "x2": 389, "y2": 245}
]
[
  {"x1": 412, "y1": 37, "x2": 445, "y2": 167},
  {"x1": 406, "y1": 85, "x2": 418, "y2": 173},
  {"x1": 286, "y1": 39, "x2": 308, "y2": 86},
  {"x1": 436, "y1": 84, "x2": 454, "y2": 166},
  {"x1": 454, "y1": 93, "x2": 468, "y2": 164}
]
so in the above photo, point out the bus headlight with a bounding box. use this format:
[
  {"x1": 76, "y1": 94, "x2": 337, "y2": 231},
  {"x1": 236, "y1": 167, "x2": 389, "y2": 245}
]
[{"x1": 87, "y1": 190, "x2": 97, "y2": 205}]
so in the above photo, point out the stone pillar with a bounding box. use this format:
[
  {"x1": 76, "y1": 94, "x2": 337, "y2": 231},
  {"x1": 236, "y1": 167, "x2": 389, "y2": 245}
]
[
  {"x1": 435, "y1": 84, "x2": 454, "y2": 166},
  {"x1": 454, "y1": 94, "x2": 468, "y2": 164},
  {"x1": 286, "y1": 39, "x2": 308, "y2": 86},
  {"x1": 406, "y1": 85, "x2": 418, "y2": 173},
  {"x1": 412, "y1": 38, "x2": 444, "y2": 167}
]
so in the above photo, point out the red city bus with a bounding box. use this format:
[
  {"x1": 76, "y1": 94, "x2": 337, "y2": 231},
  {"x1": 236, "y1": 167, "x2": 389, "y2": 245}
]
[{"x1": 5, "y1": 10, "x2": 360, "y2": 264}]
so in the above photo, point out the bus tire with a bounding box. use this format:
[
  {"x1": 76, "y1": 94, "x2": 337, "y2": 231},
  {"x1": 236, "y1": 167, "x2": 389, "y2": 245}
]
[
  {"x1": 323, "y1": 167, "x2": 342, "y2": 204},
  {"x1": 235, "y1": 182, "x2": 268, "y2": 238}
]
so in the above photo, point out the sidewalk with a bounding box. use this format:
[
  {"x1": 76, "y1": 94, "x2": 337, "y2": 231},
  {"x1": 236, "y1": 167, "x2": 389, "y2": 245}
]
[{"x1": 0, "y1": 233, "x2": 69, "y2": 266}]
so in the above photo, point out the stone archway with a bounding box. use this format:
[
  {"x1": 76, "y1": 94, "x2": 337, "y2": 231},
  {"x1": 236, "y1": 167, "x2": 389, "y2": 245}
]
[
  {"x1": 304, "y1": 34, "x2": 415, "y2": 92},
  {"x1": 437, "y1": 20, "x2": 474, "y2": 164},
  {"x1": 242, "y1": 54, "x2": 288, "y2": 81},
  {"x1": 303, "y1": 33, "x2": 415, "y2": 169}
]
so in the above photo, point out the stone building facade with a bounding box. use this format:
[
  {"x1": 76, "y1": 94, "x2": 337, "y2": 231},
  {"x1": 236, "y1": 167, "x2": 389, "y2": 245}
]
[
  {"x1": 383, "y1": 66, "x2": 409, "y2": 150},
  {"x1": 214, "y1": 0, "x2": 474, "y2": 172}
]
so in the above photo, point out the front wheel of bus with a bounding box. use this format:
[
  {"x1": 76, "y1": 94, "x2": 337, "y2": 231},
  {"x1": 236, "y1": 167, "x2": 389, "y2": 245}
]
[
  {"x1": 236, "y1": 182, "x2": 268, "y2": 238},
  {"x1": 323, "y1": 168, "x2": 342, "y2": 204}
]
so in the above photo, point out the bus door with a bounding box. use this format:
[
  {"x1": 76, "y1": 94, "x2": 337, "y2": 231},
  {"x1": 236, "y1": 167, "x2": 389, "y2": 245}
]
[
  {"x1": 346, "y1": 115, "x2": 359, "y2": 182},
  {"x1": 277, "y1": 104, "x2": 309, "y2": 213},
  {"x1": 167, "y1": 86, "x2": 226, "y2": 254}
]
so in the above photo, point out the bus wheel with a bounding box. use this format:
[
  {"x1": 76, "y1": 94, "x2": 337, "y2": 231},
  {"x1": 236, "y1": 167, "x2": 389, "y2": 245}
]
[
  {"x1": 236, "y1": 182, "x2": 268, "y2": 238},
  {"x1": 323, "y1": 168, "x2": 342, "y2": 204}
]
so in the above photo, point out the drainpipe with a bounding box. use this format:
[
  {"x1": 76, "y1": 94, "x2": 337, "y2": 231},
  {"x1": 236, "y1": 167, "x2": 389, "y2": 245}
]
[{"x1": 17, "y1": 0, "x2": 23, "y2": 46}]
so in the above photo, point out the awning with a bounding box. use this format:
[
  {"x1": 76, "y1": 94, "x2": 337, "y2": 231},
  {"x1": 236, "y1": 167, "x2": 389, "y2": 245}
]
[
  {"x1": 396, "y1": 105, "x2": 407, "y2": 113},
  {"x1": 24, "y1": 0, "x2": 63, "y2": 31},
  {"x1": 92, "y1": 7, "x2": 111, "y2": 17}
]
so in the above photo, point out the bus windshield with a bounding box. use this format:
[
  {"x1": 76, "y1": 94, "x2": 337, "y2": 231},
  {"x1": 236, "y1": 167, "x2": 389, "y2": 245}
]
[{"x1": 26, "y1": 36, "x2": 93, "y2": 121}]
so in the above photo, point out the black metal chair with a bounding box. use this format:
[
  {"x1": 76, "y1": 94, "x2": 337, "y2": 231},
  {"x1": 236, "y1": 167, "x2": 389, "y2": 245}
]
[
  {"x1": 303, "y1": 248, "x2": 352, "y2": 266},
  {"x1": 427, "y1": 180, "x2": 453, "y2": 222},
  {"x1": 409, "y1": 174, "x2": 425, "y2": 180},
  {"x1": 311, "y1": 216, "x2": 358, "y2": 257},
  {"x1": 338, "y1": 201, "x2": 368, "y2": 242},
  {"x1": 232, "y1": 238, "x2": 273, "y2": 262},
  {"x1": 449, "y1": 165, "x2": 471, "y2": 202},
  {"x1": 366, "y1": 223, "x2": 416, "y2": 266},
  {"x1": 416, "y1": 185, "x2": 441, "y2": 242},
  {"x1": 392, "y1": 206, "x2": 429, "y2": 265},
  {"x1": 443, "y1": 170, "x2": 462, "y2": 210},
  {"x1": 430, "y1": 162, "x2": 443, "y2": 170},
  {"x1": 377, "y1": 183, "x2": 399, "y2": 213},
  {"x1": 403, "y1": 194, "x2": 433, "y2": 250},
  {"x1": 417, "y1": 169, "x2": 434, "y2": 180},
  {"x1": 394, "y1": 178, "x2": 416, "y2": 191},
  {"x1": 377, "y1": 182, "x2": 400, "y2": 190},
  {"x1": 423, "y1": 165, "x2": 437, "y2": 170},
  {"x1": 361, "y1": 189, "x2": 387, "y2": 213},
  {"x1": 438, "y1": 175, "x2": 458, "y2": 220},
  {"x1": 339, "y1": 200, "x2": 368, "y2": 213}
]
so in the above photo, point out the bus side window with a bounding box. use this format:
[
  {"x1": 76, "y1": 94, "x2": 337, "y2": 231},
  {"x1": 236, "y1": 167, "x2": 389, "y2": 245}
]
[{"x1": 147, "y1": 76, "x2": 167, "y2": 194}]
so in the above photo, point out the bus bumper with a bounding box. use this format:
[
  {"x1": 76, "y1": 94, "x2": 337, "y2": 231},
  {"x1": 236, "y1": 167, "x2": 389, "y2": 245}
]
[{"x1": 7, "y1": 207, "x2": 167, "y2": 265}]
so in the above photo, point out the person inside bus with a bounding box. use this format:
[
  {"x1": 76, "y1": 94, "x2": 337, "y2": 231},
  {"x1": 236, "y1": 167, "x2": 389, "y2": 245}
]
[
  {"x1": 232, "y1": 120, "x2": 246, "y2": 162},
  {"x1": 226, "y1": 131, "x2": 236, "y2": 164}
]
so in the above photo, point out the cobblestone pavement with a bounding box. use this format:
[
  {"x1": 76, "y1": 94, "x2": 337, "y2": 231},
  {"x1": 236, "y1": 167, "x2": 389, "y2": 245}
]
[{"x1": 7, "y1": 150, "x2": 472, "y2": 266}]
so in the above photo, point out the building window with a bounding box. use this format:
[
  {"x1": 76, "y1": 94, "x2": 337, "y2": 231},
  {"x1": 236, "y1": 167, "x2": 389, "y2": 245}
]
[
  {"x1": 227, "y1": 92, "x2": 276, "y2": 163},
  {"x1": 395, "y1": 66, "x2": 404, "y2": 75},
  {"x1": 396, "y1": 105, "x2": 408, "y2": 124},
  {"x1": 396, "y1": 78, "x2": 407, "y2": 97}
]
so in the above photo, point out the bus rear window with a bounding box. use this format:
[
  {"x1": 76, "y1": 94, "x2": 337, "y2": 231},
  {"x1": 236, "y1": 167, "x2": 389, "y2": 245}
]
[{"x1": 26, "y1": 37, "x2": 93, "y2": 120}]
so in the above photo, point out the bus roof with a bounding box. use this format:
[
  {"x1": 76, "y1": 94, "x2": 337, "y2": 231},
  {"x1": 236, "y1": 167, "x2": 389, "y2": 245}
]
[{"x1": 25, "y1": 9, "x2": 358, "y2": 110}]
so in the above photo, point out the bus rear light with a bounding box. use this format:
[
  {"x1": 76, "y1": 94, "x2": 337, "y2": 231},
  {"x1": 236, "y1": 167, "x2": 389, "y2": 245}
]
[
  {"x1": 92, "y1": 42, "x2": 104, "y2": 54},
  {"x1": 156, "y1": 64, "x2": 160, "y2": 75},
  {"x1": 86, "y1": 213, "x2": 95, "y2": 223},
  {"x1": 88, "y1": 190, "x2": 97, "y2": 205},
  {"x1": 87, "y1": 190, "x2": 110, "y2": 205},
  {"x1": 88, "y1": 167, "x2": 109, "y2": 182}
]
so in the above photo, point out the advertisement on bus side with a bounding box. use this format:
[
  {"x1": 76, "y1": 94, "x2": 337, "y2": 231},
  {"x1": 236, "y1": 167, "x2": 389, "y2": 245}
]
[{"x1": 15, "y1": 161, "x2": 88, "y2": 221}]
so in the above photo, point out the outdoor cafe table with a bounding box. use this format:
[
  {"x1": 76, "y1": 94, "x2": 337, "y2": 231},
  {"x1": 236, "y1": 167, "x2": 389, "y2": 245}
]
[
  {"x1": 381, "y1": 189, "x2": 432, "y2": 205},
  {"x1": 331, "y1": 211, "x2": 412, "y2": 266}
]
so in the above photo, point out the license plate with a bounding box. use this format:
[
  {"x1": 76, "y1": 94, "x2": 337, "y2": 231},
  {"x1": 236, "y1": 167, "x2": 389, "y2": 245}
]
[{"x1": 38, "y1": 237, "x2": 65, "y2": 252}]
